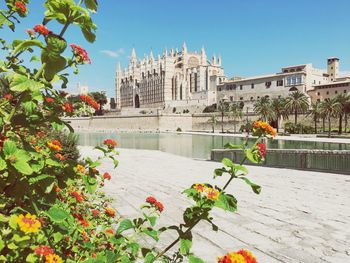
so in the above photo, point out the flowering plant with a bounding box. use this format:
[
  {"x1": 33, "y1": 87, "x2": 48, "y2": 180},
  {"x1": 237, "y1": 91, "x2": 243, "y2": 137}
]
[{"x1": 0, "y1": 1, "x2": 275, "y2": 262}]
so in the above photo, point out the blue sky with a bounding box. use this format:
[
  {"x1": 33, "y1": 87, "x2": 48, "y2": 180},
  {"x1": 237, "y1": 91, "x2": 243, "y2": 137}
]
[{"x1": 2, "y1": 0, "x2": 350, "y2": 97}]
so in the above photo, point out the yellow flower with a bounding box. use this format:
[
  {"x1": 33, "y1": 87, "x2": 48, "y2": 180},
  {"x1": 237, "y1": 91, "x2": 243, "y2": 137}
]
[
  {"x1": 193, "y1": 183, "x2": 205, "y2": 192},
  {"x1": 217, "y1": 253, "x2": 246, "y2": 263},
  {"x1": 45, "y1": 253, "x2": 63, "y2": 263},
  {"x1": 16, "y1": 213, "x2": 41, "y2": 233},
  {"x1": 47, "y1": 140, "x2": 62, "y2": 151},
  {"x1": 76, "y1": 164, "x2": 85, "y2": 174}
]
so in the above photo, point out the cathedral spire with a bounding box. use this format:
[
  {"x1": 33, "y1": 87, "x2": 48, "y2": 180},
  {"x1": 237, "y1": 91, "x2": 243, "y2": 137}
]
[
  {"x1": 182, "y1": 42, "x2": 187, "y2": 53},
  {"x1": 116, "y1": 62, "x2": 121, "y2": 74},
  {"x1": 201, "y1": 46, "x2": 207, "y2": 64},
  {"x1": 130, "y1": 48, "x2": 137, "y2": 63},
  {"x1": 150, "y1": 50, "x2": 154, "y2": 61},
  {"x1": 212, "y1": 53, "x2": 217, "y2": 65},
  {"x1": 218, "y1": 53, "x2": 222, "y2": 66}
]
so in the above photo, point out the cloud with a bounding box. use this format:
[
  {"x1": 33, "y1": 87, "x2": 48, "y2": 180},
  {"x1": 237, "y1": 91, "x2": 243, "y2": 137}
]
[{"x1": 100, "y1": 48, "x2": 125, "y2": 58}]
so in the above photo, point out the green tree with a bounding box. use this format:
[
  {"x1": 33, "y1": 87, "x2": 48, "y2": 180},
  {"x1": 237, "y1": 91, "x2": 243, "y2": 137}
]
[
  {"x1": 90, "y1": 91, "x2": 107, "y2": 114},
  {"x1": 207, "y1": 114, "x2": 218, "y2": 133},
  {"x1": 285, "y1": 91, "x2": 309, "y2": 125},
  {"x1": 320, "y1": 98, "x2": 342, "y2": 137},
  {"x1": 218, "y1": 100, "x2": 229, "y2": 133},
  {"x1": 345, "y1": 96, "x2": 350, "y2": 133},
  {"x1": 253, "y1": 96, "x2": 274, "y2": 121},
  {"x1": 270, "y1": 97, "x2": 287, "y2": 133},
  {"x1": 308, "y1": 101, "x2": 321, "y2": 134},
  {"x1": 230, "y1": 102, "x2": 243, "y2": 133},
  {"x1": 335, "y1": 93, "x2": 350, "y2": 134}
]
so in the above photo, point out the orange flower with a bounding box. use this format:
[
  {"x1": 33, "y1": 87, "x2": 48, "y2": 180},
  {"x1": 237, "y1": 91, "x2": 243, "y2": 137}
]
[
  {"x1": 252, "y1": 121, "x2": 277, "y2": 137},
  {"x1": 54, "y1": 153, "x2": 65, "y2": 161},
  {"x1": 35, "y1": 146, "x2": 41, "y2": 152},
  {"x1": 237, "y1": 249, "x2": 257, "y2": 263},
  {"x1": 206, "y1": 187, "x2": 220, "y2": 201},
  {"x1": 71, "y1": 191, "x2": 84, "y2": 203},
  {"x1": 63, "y1": 102, "x2": 73, "y2": 113},
  {"x1": 217, "y1": 250, "x2": 257, "y2": 263},
  {"x1": 34, "y1": 245, "x2": 54, "y2": 257},
  {"x1": 47, "y1": 140, "x2": 62, "y2": 151},
  {"x1": 193, "y1": 183, "x2": 205, "y2": 192},
  {"x1": 105, "y1": 228, "x2": 114, "y2": 235},
  {"x1": 16, "y1": 213, "x2": 41, "y2": 233},
  {"x1": 79, "y1": 219, "x2": 89, "y2": 227},
  {"x1": 105, "y1": 207, "x2": 116, "y2": 217}
]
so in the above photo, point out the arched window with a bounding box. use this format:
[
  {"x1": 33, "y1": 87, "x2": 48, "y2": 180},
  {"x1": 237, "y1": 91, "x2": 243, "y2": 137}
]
[{"x1": 289, "y1": 87, "x2": 298, "y2": 92}]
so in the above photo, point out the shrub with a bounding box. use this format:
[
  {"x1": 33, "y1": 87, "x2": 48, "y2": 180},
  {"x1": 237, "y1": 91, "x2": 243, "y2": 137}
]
[
  {"x1": 176, "y1": 127, "x2": 182, "y2": 132},
  {"x1": 203, "y1": 103, "x2": 217, "y2": 113},
  {"x1": 172, "y1": 107, "x2": 176, "y2": 113}
]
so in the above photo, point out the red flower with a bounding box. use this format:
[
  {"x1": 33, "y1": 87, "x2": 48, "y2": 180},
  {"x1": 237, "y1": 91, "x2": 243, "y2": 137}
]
[
  {"x1": 80, "y1": 94, "x2": 99, "y2": 110},
  {"x1": 55, "y1": 187, "x2": 61, "y2": 193},
  {"x1": 45, "y1": 97, "x2": 54, "y2": 103},
  {"x1": 33, "y1": 24, "x2": 50, "y2": 36},
  {"x1": 146, "y1": 196, "x2": 157, "y2": 205},
  {"x1": 71, "y1": 191, "x2": 84, "y2": 203},
  {"x1": 256, "y1": 143, "x2": 266, "y2": 158},
  {"x1": 92, "y1": 253, "x2": 97, "y2": 258},
  {"x1": 4, "y1": 93, "x2": 13, "y2": 100},
  {"x1": 155, "y1": 201, "x2": 164, "y2": 212},
  {"x1": 26, "y1": 29, "x2": 35, "y2": 38},
  {"x1": 54, "y1": 153, "x2": 65, "y2": 161},
  {"x1": 47, "y1": 140, "x2": 62, "y2": 151},
  {"x1": 91, "y1": 209, "x2": 99, "y2": 217},
  {"x1": 34, "y1": 245, "x2": 54, "y2": 257},
  {"x1": 70, "y1": 44, "x2": 91, "y2": 64},
  {"x1": 79, "y1": 219, "x2": 89, "y2": 227},
  {"x1": 103, "y1": 139, "x2": 117, "y2": 149},
  {"x1": 63, "y1": 102, "x2": 74, "y2": 113},
  {"x1": 15, "y1": 1, "x2": 27, "y2": 15},
  {"x1": 237, "y1": 249, "x2": 258, "y2": 263},
  {"x1": 103, "y1": 172, "x2": 111, "y2": 180}
]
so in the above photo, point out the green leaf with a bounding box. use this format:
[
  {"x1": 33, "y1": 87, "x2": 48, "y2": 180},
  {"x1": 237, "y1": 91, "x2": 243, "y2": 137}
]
[
  {"x1": 239, "y1": 177, "x2": 261, "y2": 194},
  {"x1": 46, "y1": 158, "x2": 61, "y2": 167},
  {"x1": 14, "y1": 150, "x2": 31, "y2": 162},
  {"x1": 13, "y1": 160, "x2": 33, "y2": 175},
  {"x1": 0, "y1": 237, "x2": 4, "y2": 252},
  {"x1": 12, "y1": 40, "x2": 44, "y2": 56},
  {"x1": 29, "y1": 174, "x2": 53, "y2": 184},
  {"x1": 143, "y1": 229, "x2": 159, "y2": 241},
  {"x1": 144, "y1": 252, "x2": 156, "y2": 263},
  {"x1": 214, "y1": 193, "x2": 237, "y2": 212},
  {"x1": 13, "y1": 234, "x2": 30, "y2": 243},
  {"x1": 188, "y1": 255, "x2": 205, "y2": 263},
  {"x1": 10, "y1": 73, "x2": 44, "y2": 92},
  {"x1": 146, "y1": 216, "x2": 157, "y2": 227},
  {"x1": 41, "y1": 49, "x2": 66, "y2": 81},
  {"x1": 26, "y1": 253, "x2": 37, "y2": 263},
  {"x1": 224, "y1": 143, "x2": 244, "y2": 150},
  {"x1": 3, "y1": 140, "x2": 17, "y2": 156},
  {"x1": 233, "y1": 164, "x2": 248, "y2": 175},
  {"x1": 222, "y1": 158, "x2": 234, "y2": 168},
  {"x1": 0, "y1": 157, "x2": 7, "y2": 171},
  {"x1": 82, "y1": 174, "x2": 97, "y2": 194},
  {"x1": 47, "y1": 206, "x2": 69, "y2": 223},
  {"x1": 30, "y1": 55, "x2": 40, "y2": 62},
  {"x1": 81, "y1": 26, "x2": 96, "y2": 43},
  {"x1": 7, "y1": 242, "x2": 18, "y2": 250},
  {"x1": 53, "y1": 232, "x2": 63, "y2": 243},
  {"x1": 180, "y1": 238, "x2": 192, "y2": 255},
  {"x1": 116, "y1": 219, "x2": 134, "y2": 234},
  {"x1": 23, "y1": 101, "x2": 37, "y2": 115},
  {"x1": 84, "y1": 0, "x2": 98, "y2": 12},
  {"x1": 9, "y1": 215, "x2": 18, "y2": 230},
  {"x1": 246, "y1": 149, "x2": 259, "y2": 164}
]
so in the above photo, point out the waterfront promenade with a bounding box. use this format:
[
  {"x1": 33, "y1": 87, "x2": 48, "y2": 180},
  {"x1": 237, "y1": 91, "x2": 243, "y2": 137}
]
[{"x1": 81, "y1": 147, "x2": 350, "y2": 263}]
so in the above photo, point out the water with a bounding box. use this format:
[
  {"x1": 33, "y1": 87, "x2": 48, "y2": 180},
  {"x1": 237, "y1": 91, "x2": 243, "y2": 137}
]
[{"x1": 77, "y1": 132, "x2": 350, "y2": 160}]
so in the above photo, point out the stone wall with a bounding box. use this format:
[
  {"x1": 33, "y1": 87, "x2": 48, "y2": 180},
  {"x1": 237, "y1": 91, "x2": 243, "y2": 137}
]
[{"x1": 211, "y1": 148, "x2": 350, "y2": 174}]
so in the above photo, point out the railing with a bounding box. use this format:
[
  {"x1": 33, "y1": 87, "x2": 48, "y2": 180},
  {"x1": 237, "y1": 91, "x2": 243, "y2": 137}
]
[{"x1": 211, "y1": 148, "x2": 350, "y2": 174}]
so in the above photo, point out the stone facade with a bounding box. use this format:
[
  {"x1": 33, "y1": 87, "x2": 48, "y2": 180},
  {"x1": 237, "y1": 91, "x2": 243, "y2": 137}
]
[
  {"x1": 217, "y1": 58, "x2": 349, "y2": 111},
  {"x1": 115, "y1": 43, "x2": 226, "y2": 110}
]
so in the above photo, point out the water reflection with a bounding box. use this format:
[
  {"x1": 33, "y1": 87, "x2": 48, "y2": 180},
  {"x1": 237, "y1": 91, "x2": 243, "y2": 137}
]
[{"x1": 77, "y1": 132, "x2": 350, "y2": 160}]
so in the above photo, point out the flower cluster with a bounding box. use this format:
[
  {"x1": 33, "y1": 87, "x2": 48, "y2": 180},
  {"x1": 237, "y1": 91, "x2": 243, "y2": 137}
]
[
  {"x1": 47, "y1": 140, "x2": 62, "y2": 151},
  {"x1": 34, "y1": 245, "x2": 63, "y2": 263},
  {"x1": 16, "y1": 213, "x2": 41, "y2": 233},
  {"x1": 252, "y1": 121, "x2": 277, "y2": 137},
  {"x1": 105, "y1": 207, "x2": 116, "y2": 217},
  {"x1": 63, "y1": 102, "x2": 74, "y2": 113},
  {"x1": 45, "y1": 97, "x2": 54, "y2": 103},
  {"x1": 146, "y1": 196, "x2": 164, "y2": 212},
  {"x1": 193, "y1": 184, "x2": 220, "y2": 201},
  {"x1": 54, "y1": 153, "x2": 65, "y2": 161},
  {"x1": 70, "y1": 44, "x2": 91, "y2": 64},
  {"x1": 71, "y1": 191, "x2": 84, "y2": 203},
  {"x1": 80, "y1": 94, "x2": 99, "y2": 110},
  {"x1": 15, "y1": 1, "x2": 27, "y2": 15},
  {"x1": 33, "y1": 24, "x2": 50, "y2": 36},
  {"x1": 4, "y1": 93, "x2": 13, "y2": 100},
  {"x1": 256, "y1": 143, "x2": 266, "y2": 159},
  {"x1": 76, "y1": 164, "x2": 86, "y2": 174},
  {"x1": 103, "y1": 138, "x2": 117, "y2": 149},
  {"x1": 217, "y1": 249, "x2": 257, "y2": 263}
]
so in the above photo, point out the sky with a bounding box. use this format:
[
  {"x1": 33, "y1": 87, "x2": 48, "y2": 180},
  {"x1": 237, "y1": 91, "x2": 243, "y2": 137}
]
[{"x1": 2, "y1": 0, "x2": 350, "y2": 97}]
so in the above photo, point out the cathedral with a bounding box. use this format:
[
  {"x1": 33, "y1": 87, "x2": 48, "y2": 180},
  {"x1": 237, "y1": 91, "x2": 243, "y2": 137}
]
[{"x1": 115, "y1": 43, "x2": 226, "y2": 110}]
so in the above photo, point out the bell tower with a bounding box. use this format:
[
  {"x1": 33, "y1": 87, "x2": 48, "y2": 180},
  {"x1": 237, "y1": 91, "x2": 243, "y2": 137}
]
[{"x1": 327, "y1": 57, "x2": 339, "y2": 81}]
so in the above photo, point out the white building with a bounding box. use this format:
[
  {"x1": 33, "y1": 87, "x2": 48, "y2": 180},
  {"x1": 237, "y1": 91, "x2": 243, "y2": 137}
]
[
  {"x1": 115, "y1": 43, "x2": 226, "y2": 110},
  {"x1": 217, "y1": 58, "x2": 348, "y2": 110}
]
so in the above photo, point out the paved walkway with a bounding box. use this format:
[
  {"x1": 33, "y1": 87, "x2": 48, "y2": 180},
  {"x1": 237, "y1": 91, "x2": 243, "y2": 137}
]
[{"x1": 81, "y1": 147, "x2": 350, "y2": 263}]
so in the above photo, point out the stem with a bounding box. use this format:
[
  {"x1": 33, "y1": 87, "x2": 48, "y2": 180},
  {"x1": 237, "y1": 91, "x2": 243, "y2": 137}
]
[{"x1": 59, "y1": 22, "x2": 70, "y2": 37}]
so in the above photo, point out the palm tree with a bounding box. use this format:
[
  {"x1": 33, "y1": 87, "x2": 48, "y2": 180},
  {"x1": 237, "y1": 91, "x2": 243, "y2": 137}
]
[
  {"x1": 90, "y1": 91, "x2": 108, "y2": 115},
  {"x1": 345, "y1": 96, "x2": 350, "y2": 133},
  {"x1": 308, "y1": 101, "x2": 321, "y2": 134},
  {"x1": 270, "y1": 97, "x2": 287, "y2": 133},
  {"x1": 335, "y1": 93, "x2": 350, "y2": 134},
  {"x1": 253, "y1": 96, "x2": 274, "y2": 121},
  {"x1": 229, "y1": 102, "x2": 243, "y2": 133},
  {"x1": 218, "y1": 100, "x2": 229, "y2": 133},
  {"x1": 320, "y1": 98, "x2": 341, "y2": 138},
  {"x1": 207, "y1": 114, "x2": 218, "y2": 133},
  {"x1": 285, "y1": 91, "x2": 309, "y2": 125}
]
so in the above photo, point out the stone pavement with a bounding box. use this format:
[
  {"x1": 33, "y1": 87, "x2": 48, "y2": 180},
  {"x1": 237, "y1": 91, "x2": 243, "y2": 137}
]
[{"x1": 81, "y1": 147, "x2": 350, "y2": 263}]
